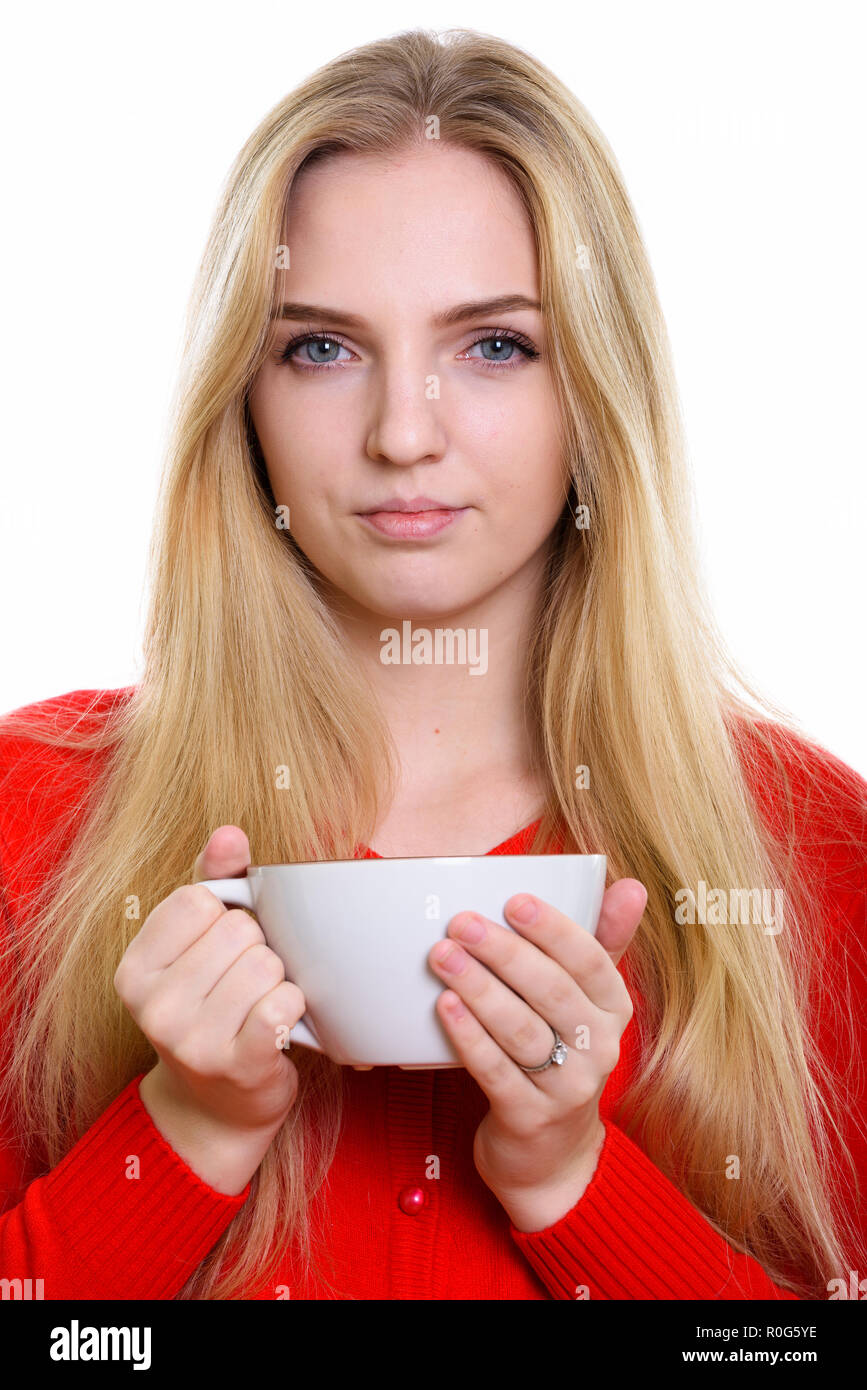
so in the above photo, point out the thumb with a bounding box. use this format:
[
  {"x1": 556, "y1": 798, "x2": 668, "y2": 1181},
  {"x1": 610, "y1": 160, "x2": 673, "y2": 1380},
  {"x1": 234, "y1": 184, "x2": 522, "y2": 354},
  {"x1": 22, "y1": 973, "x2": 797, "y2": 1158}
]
[
  {"x1": 594, "y1": 878, "x2": 647, "y2": 967},
  {"x1": 192, "y1": 825, "x2": 251, "y2": 883}
]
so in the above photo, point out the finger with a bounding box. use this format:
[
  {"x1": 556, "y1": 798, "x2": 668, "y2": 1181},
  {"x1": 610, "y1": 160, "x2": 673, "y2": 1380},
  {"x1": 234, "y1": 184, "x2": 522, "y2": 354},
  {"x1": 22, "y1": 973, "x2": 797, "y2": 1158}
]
[
  {"x1": 121, "y1": 828, "x2": 254, "y2": 983},
  {"x1": 124, "y1": 883, "x2": 230, "y2": 976},
  {"x1": 233, "y1": 978, "x2": 307, "y2": 1059},
  {"x1": 122, "y1": 822, "x2": 255, "y2": 989},
  {"x1": 434, "y1": 989, "x2": 540, "y2": 1113},
  {"x1": 495, "y1": 894, "x2": 632, "y2": 1014},
  {"x1": 429, "y1": 932, "x2": 573, "y2": 1070},
  {"x1": 192, "y1": 825, "x2": 251, "y2": 883},
  {"x1": 593, "y1": 880, "x2": 647, "y2": 966},
  {"x1": 198, "y1": 942, "x2": 288, "y2": 1043},
  {"x1": 158, "y1": 904, "x2": 266, "y2": 1008}
]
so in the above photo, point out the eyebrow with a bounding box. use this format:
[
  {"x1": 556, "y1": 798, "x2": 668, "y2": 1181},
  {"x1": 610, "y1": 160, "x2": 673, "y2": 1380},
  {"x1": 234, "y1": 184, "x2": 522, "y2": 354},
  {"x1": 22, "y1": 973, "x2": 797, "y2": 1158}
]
[{"x1": 268, "y1": 294, "x2": 542, "y2": 328}]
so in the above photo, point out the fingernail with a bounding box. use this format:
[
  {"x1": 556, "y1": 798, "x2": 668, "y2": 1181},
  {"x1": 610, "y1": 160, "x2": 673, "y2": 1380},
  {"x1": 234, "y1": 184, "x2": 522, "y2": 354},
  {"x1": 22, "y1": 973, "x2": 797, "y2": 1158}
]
[
  {"x1": 432, "y1": 941, "x2": 467, "y2": 973},
  {"x1": 452, "y1": 913, "x2": 485, "y2": 943},
  {"x1": 509, "y1": 895, "x2": 538, "y2": 923}
]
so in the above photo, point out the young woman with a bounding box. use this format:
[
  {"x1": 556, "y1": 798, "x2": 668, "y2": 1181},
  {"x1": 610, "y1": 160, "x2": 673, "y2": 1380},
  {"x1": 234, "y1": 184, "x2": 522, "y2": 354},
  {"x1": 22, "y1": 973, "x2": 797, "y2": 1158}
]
[{"x1": 0, "y1": 28, "x2": 864, "y2": 1302}]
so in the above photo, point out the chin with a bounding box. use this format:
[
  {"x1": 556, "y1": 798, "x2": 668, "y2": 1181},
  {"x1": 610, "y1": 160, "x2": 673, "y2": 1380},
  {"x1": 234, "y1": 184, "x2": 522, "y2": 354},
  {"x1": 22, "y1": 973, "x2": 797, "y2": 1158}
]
[{"x1": 367, "y1": 590, "x2": 478, "y2": 621}]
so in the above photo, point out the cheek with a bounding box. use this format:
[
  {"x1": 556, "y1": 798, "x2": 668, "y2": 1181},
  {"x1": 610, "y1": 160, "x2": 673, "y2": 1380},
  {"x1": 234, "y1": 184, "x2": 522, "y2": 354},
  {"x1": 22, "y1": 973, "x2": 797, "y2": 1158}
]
[
  {"x1": 478, "y1": 431, "x2": 566, "y2": 529},
  {"x1": 248, "y1": 375, "x2": 335, "y2": 505},
  {"x1": 467, "y1": 388, "x2": 563, "y2": 491},
  {"x1": 247, "y1": 375, "x2": 285, "y2": 467},
  {"x1": 248, "y1": 367, "x2": 322, "y2": 452}
]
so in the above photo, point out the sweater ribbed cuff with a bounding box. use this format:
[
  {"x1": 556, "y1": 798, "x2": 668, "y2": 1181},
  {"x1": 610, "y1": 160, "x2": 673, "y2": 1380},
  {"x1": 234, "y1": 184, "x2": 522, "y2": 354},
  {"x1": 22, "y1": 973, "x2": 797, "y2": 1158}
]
[
  {"x1": 38, "y1": 1072, "x2": 251, "y2": 1299},
  {"x1": 509, "y1": 1121, "x2": 800, "y2": 1300}
]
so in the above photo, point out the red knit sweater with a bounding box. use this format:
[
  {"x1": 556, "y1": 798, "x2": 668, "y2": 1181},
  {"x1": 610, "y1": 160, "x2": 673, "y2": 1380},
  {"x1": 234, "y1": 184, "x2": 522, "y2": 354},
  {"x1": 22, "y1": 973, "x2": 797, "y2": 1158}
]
[{"x1": 0, "y1": 688, "x2": 864, "y2": 1300}]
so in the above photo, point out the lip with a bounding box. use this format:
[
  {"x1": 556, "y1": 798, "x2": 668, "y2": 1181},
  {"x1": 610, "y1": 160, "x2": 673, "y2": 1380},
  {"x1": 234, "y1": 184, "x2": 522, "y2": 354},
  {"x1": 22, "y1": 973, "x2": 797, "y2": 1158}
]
[
  {"x1": 359, "y1": 507, "x2": 467, "y2": 539},
  {"x1": 359, "y1": 496, "x2": 457, "y2": 513}
]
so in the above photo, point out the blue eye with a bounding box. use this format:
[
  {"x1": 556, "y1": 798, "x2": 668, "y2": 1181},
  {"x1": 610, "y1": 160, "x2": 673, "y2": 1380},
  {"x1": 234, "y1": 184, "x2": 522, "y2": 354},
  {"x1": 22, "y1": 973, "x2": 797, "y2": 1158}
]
[
  {"x1": 277, "y1": 328, "x2": 540, "y2": 371},
  {"x1": 464, "y1": 333, "x2": 537, "y2": 364},
  {"x1": 279, "y1": 335, "x2": 350, "y2": 367}
]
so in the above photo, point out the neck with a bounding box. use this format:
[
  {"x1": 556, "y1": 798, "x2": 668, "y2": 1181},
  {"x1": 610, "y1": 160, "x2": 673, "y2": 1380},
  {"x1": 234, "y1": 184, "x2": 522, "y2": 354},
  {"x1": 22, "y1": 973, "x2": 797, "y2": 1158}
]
[{"x1": 319, "y1": 544, "x2": 553, "y2": 790}]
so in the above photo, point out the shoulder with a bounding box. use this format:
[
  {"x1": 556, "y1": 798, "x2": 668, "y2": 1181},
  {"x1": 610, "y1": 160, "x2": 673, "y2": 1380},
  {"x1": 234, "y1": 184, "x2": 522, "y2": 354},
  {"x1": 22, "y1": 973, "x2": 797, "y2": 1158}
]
[
  {"x1": 0, "y1": 686, "x2": 137, "y2": 867},
  {"x1": 0, "y1": 686, "x2": 136, "y2": 741},
  {"x1": 729, "y1": 713, "x2": 866, "y2": 833},
  {"x1": 729, "y1": 711, "x2": 866, "y2": 916},
  {"x1": 0, "y1": 685, "x2": 136, "y2": 762},
  {"x1": 730, "y1": 711, "x2": 865, "y2": 795},
  {"x1": 0, "y1": 684, "x2": 136, "y2": 800}
]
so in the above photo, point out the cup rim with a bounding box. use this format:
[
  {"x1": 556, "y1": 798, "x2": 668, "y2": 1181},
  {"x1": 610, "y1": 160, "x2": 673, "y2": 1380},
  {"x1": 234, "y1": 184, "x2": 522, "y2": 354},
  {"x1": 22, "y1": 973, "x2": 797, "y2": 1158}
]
[{"x1": 245, "y1": 852, "x2": 606, "y2": 871}]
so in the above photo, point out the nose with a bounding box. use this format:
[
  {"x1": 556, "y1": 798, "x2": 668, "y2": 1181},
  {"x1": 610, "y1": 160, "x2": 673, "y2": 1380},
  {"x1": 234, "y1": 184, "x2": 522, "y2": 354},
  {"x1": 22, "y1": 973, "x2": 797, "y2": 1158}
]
[{"x1": 365, "y1": 356, "x2": 448, "y2": 467}]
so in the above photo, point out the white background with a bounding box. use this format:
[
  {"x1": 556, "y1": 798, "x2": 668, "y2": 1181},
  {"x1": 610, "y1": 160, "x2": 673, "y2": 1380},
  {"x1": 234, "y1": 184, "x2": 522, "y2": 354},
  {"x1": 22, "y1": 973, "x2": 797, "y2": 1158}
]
[{"x1": 1, "y1": 1, "x2": 864, "y2": 773}]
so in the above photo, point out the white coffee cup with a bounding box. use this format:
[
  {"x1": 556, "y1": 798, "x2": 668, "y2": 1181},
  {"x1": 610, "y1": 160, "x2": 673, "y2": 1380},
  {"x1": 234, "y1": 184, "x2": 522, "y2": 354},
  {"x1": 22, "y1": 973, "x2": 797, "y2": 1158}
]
[{"x1": 200, "y1": 853, "x2": 607, "y2": 1068}]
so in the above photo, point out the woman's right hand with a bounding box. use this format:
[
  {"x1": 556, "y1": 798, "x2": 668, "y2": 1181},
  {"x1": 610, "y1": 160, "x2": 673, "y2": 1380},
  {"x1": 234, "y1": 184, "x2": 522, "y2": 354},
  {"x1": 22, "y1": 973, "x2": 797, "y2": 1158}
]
[{"x1": 113, "y1": 825, "x2": 307, "y2": 1193}]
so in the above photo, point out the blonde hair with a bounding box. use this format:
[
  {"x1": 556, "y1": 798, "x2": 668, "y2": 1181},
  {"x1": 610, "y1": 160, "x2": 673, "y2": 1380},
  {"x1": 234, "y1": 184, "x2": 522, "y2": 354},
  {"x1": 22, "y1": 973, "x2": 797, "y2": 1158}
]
[{"x1": 1, "y1": 27, "x2": 864, "y2": 1299}]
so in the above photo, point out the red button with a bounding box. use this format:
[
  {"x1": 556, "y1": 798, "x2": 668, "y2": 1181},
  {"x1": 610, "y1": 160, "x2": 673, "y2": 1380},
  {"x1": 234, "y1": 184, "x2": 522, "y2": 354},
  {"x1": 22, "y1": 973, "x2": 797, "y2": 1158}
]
[{"x1": 398, "y1": 1185, "x2": 427, "y2": 1215}]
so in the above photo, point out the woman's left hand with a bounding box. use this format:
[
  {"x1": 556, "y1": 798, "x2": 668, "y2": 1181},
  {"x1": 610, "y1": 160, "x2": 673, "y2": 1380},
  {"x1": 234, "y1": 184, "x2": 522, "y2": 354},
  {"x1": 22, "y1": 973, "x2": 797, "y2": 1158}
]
[{"x1": 427, "y1": 878, "x2": 647, "y2": 1231}]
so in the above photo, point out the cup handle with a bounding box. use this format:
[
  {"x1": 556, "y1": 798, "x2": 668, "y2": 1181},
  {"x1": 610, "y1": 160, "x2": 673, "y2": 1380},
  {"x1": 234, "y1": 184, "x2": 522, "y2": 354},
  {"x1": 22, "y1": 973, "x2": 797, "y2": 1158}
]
[
  {"x1": 198, "y1": 877, "x2": 254, "y2": 910},
  {"x1": 197, "y1": 877, "x2": 324, "y2": 1055}
]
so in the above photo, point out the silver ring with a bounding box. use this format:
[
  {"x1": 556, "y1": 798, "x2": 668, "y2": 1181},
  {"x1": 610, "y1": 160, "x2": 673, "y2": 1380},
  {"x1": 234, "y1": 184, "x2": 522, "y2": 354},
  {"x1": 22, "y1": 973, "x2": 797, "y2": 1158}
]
[{"x1": 518, "y1": 1025, "x2": 568, "y2": 1073}]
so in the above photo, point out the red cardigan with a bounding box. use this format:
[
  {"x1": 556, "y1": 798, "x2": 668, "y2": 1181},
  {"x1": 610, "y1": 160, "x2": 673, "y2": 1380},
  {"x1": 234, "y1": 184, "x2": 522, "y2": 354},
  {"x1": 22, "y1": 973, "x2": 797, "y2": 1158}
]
[{"x1": 0, "y1": 688, "x2": 864, "y2": 1300}]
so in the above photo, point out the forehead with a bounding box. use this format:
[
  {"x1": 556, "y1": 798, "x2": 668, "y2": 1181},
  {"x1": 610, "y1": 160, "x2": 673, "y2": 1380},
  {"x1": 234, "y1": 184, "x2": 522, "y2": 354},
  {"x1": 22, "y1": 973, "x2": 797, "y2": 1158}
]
[
  {"x1": 288, "y1": 142, "x2": 521, "y2": 203},
  {"x1": 280, "y1": 145, "x2": 538, "y2": 302}
]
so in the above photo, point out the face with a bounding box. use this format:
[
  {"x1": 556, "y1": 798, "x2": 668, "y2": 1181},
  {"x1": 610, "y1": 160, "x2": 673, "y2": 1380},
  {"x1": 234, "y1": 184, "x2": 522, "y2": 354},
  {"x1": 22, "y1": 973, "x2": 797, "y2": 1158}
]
[{"x1": 247, "y1": 142, "x2": 566, "y2": 622}]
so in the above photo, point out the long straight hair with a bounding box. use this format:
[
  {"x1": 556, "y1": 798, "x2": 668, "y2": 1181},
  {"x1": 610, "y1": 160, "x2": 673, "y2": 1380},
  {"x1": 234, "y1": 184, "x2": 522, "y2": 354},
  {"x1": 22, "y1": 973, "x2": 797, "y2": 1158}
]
[{"x1": 1, "y1": 27, "x2": 864, "y2": 1299}]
